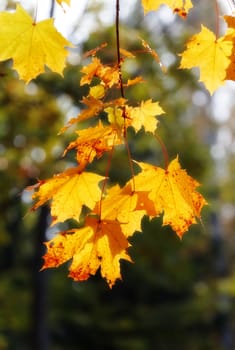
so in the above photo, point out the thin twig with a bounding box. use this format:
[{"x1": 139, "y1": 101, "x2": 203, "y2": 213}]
[{"x1": 115, "y1": 0, "x2": 135, "y2": 191}]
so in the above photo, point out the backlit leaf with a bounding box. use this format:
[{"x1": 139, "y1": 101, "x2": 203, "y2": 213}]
[
  {"x1": 134, "y1": 157, "x2": 207, "y2": 238},
  {"x1": 63, "y1": 122, "x2": 123, "y2": 164},
  {"x1": 129, "y1": 99, "x2": 164, "y2": 133},
  {"x1": 179, "y1": 25, "x2": 233, "y2": 94},
  {"x1": 141, "y1": 0, "x2": 193, "y2": 16},
  {"x1": 96, "y1": 184, "x2": 145, "y2": 237},
  {"x1": 31, "y1": 168, "x2": 104, "y2": 225},
  {"x1": 0, "y1": 4, "x2": 73, "y2": 83},
  {"x1": 56, "y1": 0, "x2": 70, "y2": 5},
  {"x1": 42, "y1": 216, "x2": 132, "y2": 287}
]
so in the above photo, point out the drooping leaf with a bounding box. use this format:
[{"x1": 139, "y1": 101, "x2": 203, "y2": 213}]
[
  {"x1": 31, "y1": 168, "x2": 104, "y2": 225},
  {"x1": 141, "y1": 39, "x2": 166, "y2": 72},
  {"x1": 179, "y1": 25, "x2": 233, "y2": 94},
  {"x1": 80, "y1": 57, "x2": 120, "y2": 87},
  {"x1": 42, "y1": 216, "x2": 132, "y2": 287},
  {"x1": 0, "y1": 4, "x2": 73, "y2": 83},
  {"x1": 141, "y1": 0, "x2": 193, "y2": 16},
  {"x1": 63, "y1": 122, "x2": 123, "y2": 164},
  {"x1": 134, "y1": 157, "x2": 207, "y2": 238}
]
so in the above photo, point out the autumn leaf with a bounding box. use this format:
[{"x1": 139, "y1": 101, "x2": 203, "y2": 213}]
[
  {"x1": 0, "y1": 4, "x2": 73, "y2": 83},
  {"x1": 42, "y1": 216, "x2": 132, "y2": 287},
  {"x1": 141, "y1": 39, "x2": 166, "y2": 72},
  {"x1": 129, "y1": 99, "x2": 164, "y2": 133},
  {"x1": 134, "y1": 157, "x2": 207, "y2": 238},
  {"x1": 31, "y1": 168, "x2": 104, "y2": 225},
  {"x1": 63, "y1": 122, "x2": 123, "y2": 164},
  {"x1": 89, "y1": 84, "x2": 106, "y2": 99},
  {"x1": 81, "y1": 57, "x2": 120, "y2": 87},
  {"x1": 105, "y1": 107, "x2": 125, "y2": 128},
  {"x1": 179, "y1": 25, "x2": 233, "y2": 94},
  {"x1": 95, "y1": 183, "x2": 146, "y2": 237},
  {"x1": 223, "y1": 16, "x2": 235, "y2": 82},
  {"x1": 141, "y1": 0, "x2": 193, "y2": 16},
  {"x1": 56, "y1": 0, "x2": 70, "y2": 5}
]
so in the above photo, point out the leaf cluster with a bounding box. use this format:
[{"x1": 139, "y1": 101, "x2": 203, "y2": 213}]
[{"x1": 0, "y1": 0, "x2": 216, "y2": 287}]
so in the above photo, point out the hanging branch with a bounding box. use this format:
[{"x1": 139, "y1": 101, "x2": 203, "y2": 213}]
[{"x1": 115, "y1": 0, "x2": 125, "y2": 99}]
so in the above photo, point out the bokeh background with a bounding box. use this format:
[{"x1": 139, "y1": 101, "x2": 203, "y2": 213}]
[{"x1": 1, "y1": 0, "x2": 235, "y2": 349}]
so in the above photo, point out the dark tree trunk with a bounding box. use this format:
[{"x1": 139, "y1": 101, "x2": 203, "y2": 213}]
[{"x1": 31, "y1": 205, "x2": 50, "y2": 350}]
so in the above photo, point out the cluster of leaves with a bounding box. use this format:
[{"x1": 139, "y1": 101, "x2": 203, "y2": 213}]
[{"x1": 3, "y1": 0, "x2": 231, "y2": 287}]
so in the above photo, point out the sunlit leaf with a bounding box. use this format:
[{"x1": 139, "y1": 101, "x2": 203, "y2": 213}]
[
  {"x1": 179, "y1": 25, "x2": 233, "y2": 94},
  {"x1": 0, "y1": 4, "x2": 73, "y2": 83},
  {"x1": 31, "y1": 168, "x2": 104, "y2": 225},
  {"x1": 42, "y1": 216, "x2": 132, "y2": 287},
  {"x1": 134, "y1": 157, "x2": 207, "y2": 238}
]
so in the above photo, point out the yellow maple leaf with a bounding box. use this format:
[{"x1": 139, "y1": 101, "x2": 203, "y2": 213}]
[
  {"x1": 96, "y1": 183, "x2": 145, "y2": 237},
  {"x1": 42, "y1": 216, "x2": 132, "y2": 288},
  {"x1": 129, "y1": 99, "x2": 164, "y2": 133},
  {"x1": 0, "y1": 4, "x2": 73, "y2": 83},
  {"x1": 141, "y1": 0, "x2": 193, "y2": 16},
  {"x1": 179, "y1": 25, "x2": 233, "y2": 94},
  {"x1": 31, "y1": 168, "x2": 104, "y2": 225},
  {"x1": 89, "y1": 84, "x2": 105, "y2": 99},
  {"x1": 56, "y1": 0, "x2": 70, "y2": 5},
  {"x1": 134, "y1": 157, "x2": 207, "y2": 238}
]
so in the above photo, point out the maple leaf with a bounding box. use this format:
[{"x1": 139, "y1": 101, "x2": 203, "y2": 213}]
[
  {"x1": 42, "y1": 216, "x2": 132, "y2": 287},
  {"x1": 31, "y1": 168, "x2": 104, "y2": 225},
  {"x1": 179, "y1": 25, "x2": 233, "y2": 94},
  {"x1": 89, "y1": 84, "x2": 106, "y2": 99},
  {"x1": 63, "y1": 122, "x2": 123, "y2": 164},
  {"x1": 223, "y1": 16, "x2": 235, "y2": 82},
  {"x1": 105, "y1": 107, "x2": 125, "y2": 128},
  {"x1": 128, "y1": 99, "x2": 164, "y2": 133},
  {"x1": 134, "y1": 157, "x2": 207, "y2": 238},
  {"x1": 141, "y1": 0, "x2": 193, "y2": 16},
  {"x1": 80, "y1": 57, "x2": 102, "y2": 86},
  {"x1": 0, "y1": 4, "x2": 72, "y2": 83},
  {"x1": 80, "y1": 57, "x2": 120, "y2": 88},
  {"x1": 95, "y1": 183, "x2": 146, "y2": 237},
  {"x1": 56, "y1": 0, "x2": 70, "y2": 5}
]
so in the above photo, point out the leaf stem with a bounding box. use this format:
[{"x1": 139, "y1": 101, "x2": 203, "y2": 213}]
[
  {"x1": 115, "y1": 0, "x2": 135, "y2": 191},
  {"x1": 154, "y1": 133, "x2": 169, "y2": 169},
  {"x1": 214, "y1": 0, "x2": 220, "y2": 39},
  {"x1": 98, "y1": 138, "x2": 116, "y2": 220},
  {"x1": 116, "y1": 0, "x2": 125, "y2": 99}
]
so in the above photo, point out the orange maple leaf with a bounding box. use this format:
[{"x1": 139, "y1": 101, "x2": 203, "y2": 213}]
[
  {"x1": 179, "y1": 25, "x2": 233, "y2": 94},
  {"x1": 134, "y1": 157, "x2": 207, "y2": 238},
  {"x1": 42, "y1": 216, "x2": 132, "y2": 287},
  {"x1": 80, "y1": 57, "x2": 120, "y2": 88},
  {"x1": 63, "y1": 122, "x2": 123, "y2": 164},
  {"x1": 31, "y1": 168, "x2": 104, "y2": 225},
  {"x1": 223, "y1": 16, "x2": 235, "y2": 82}
]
